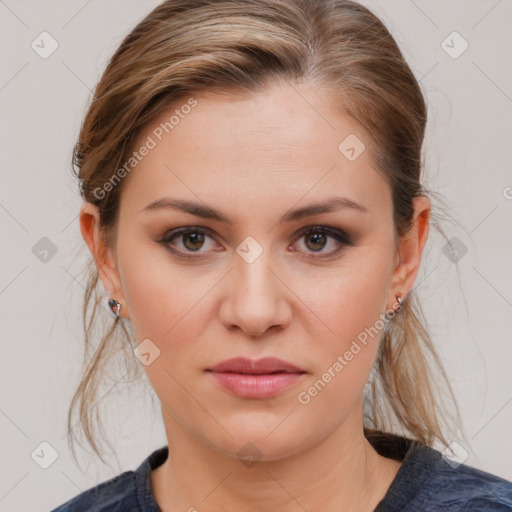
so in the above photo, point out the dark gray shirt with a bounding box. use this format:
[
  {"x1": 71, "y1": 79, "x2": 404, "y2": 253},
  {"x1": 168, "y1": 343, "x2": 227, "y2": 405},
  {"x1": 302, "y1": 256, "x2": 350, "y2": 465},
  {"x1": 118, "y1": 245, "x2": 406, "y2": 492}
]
[{"x1": 50, "y1": 436, "x2": 512, "y2": 511}]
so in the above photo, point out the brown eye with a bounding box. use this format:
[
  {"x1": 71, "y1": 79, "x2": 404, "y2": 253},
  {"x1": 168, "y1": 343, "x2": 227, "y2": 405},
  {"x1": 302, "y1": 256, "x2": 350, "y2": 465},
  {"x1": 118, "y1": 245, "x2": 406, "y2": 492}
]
[
  {"x1": 159, "y1": 227, "x2": 218, "y2": 257},
  {"x1": 181, "y1": 231, "x2": 206, "y2": 251},
  {"x1": 293, "y1": 226, "x2": 352, "y2": 259},
  {"x1": 304, "y1": 231, "x2": 328, "y2": 252}
]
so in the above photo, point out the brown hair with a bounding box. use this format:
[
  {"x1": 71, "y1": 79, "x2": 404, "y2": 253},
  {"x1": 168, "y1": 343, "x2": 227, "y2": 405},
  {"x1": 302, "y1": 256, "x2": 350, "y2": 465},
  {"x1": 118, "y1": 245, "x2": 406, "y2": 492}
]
[{"x1": 68, "y1": 0, "x2": 462, "y2": 465}]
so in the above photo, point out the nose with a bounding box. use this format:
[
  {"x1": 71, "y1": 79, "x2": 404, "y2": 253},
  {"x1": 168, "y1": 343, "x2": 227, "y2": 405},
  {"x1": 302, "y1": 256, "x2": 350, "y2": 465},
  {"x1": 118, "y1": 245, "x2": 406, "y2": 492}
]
[{"x1": 219, "y1": 249, "x2": 292, "y2": 337}]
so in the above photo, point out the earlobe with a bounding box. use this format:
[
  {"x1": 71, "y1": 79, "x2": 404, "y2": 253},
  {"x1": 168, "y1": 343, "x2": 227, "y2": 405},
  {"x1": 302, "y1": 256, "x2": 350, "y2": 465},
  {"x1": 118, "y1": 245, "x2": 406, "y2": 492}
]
[
  {"x1": 79, "y1": 203, "x2": 128, "y2": 317},
  {"x1": 389, "y1": 196, "x2": 431, "y2": 306}
]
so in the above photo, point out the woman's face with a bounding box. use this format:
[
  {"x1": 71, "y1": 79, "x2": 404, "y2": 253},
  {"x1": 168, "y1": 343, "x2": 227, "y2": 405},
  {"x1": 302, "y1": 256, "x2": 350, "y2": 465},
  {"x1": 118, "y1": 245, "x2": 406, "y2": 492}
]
[{"x1": 86, "y1": 80, "x2": 427, "y2": 461}]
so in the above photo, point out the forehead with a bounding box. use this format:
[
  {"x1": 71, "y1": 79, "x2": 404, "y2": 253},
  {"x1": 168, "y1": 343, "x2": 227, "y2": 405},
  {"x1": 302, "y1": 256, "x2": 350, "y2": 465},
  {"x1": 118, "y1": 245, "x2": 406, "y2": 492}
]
[{"x1": 119, "y1": 80, "x2": 391, "y2": 219}]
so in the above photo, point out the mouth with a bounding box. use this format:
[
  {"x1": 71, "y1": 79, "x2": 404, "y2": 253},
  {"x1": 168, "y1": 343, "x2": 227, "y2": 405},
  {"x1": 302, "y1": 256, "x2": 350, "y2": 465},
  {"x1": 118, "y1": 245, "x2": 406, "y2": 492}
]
[
  {"x1": 205, "y1": 357, "x2": 306, "y2": 399},
  {"x1": 206, "y1": 369, "x2": 305, "y2": 375},
  {"x1": 206, "y1": 356, "x2": 306, "y2": 374}
]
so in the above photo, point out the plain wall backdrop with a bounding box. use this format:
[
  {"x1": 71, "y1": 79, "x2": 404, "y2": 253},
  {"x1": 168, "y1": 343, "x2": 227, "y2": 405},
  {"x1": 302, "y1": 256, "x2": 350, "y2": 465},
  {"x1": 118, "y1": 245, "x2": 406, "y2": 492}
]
[{"x1": 1, "y1": 0, "x2": 511, "y2": 510}]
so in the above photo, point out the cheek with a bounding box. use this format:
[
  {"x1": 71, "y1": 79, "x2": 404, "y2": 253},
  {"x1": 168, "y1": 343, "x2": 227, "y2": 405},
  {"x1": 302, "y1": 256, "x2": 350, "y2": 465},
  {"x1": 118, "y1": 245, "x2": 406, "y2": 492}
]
[
  {"x1": 295, "y1": 252, "x2": 391, "y2": 405},
  {"x1": 119, "y1": 247, "x2": 217, "y2": 403},
  {"x1": 300, "y1": 248, "x2": 391, "y2": 345},
  {"x1": 118, "y1": 238, "x2": 211, "y2": 343}
]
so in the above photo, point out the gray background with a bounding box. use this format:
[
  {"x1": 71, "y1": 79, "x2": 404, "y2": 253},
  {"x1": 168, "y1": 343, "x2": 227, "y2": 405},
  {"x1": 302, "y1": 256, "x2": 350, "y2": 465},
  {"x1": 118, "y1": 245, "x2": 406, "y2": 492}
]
[{"x1": 1, "y1": 0, "x2": 511, "y2": 510}]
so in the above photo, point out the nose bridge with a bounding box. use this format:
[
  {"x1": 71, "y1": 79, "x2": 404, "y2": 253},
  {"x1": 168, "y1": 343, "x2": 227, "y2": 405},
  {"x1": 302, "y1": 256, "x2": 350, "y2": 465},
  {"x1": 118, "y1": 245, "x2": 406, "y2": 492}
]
[
  {"x1": 236, "y1": 244, "x2": 274, "y2": 296},
  {"x1": 235, "y1": 237, "x2": 278, "y2": 305},
  {"x1": 222, "y1": 236, "x2": 290, "y2": 336}
]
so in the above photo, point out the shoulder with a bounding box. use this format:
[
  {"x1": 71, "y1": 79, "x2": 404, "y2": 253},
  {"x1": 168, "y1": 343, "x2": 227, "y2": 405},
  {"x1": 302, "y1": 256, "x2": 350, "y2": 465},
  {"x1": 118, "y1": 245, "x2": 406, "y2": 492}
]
[
  {"x1": 426, "y1": 450, "x2": 512, "y2": 511},
  {"x1": 50, "y1": 445, "x2": 168, "y2": 512},
  {"x1": 49, "y1": 470, "x2": 136, "y2": 511},
  {"x1": 370, "y1": 433, "x2": 512, "y2": 511}
]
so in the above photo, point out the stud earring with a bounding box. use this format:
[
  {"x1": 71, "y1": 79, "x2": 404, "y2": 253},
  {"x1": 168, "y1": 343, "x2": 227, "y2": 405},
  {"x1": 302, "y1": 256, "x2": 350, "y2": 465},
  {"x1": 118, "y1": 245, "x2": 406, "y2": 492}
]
[
  {"x1": 108, "y1": 298, "x2": 122, "y2": 317},
  {"x1": 395, "y1": 295, "x2": 403, "y2": 312}
]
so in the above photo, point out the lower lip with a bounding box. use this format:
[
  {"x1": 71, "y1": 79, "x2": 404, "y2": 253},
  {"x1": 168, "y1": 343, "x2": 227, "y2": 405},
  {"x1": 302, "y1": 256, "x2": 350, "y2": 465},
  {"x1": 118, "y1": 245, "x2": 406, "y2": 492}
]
[{"x1": 208, "y1": 371, "x2": 305, "y2": 399}]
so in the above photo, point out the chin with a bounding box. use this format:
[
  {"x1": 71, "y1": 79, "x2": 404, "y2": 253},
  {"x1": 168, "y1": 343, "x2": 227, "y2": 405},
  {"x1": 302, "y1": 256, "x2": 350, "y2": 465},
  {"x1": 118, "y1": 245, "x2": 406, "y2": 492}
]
[{"x1": 205, "y1": 422, "x2": 311, "y2": 464}]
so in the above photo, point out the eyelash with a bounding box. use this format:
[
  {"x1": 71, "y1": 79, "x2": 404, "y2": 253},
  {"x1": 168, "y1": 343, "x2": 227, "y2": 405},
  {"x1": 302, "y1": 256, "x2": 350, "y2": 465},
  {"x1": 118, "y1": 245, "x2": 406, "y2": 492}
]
[{"x1": 157, "y1": 225, "x2": 353, "y2": 261}]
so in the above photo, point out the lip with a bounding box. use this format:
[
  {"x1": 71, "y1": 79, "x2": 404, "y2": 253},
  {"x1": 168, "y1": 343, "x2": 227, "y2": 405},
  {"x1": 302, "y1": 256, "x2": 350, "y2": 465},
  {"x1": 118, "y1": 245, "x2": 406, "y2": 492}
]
[
  {"x1": 206, "y1": 357, "x2": 306, "y2": 399},
  {"x1": 207, "y1": 357, "x2": 305, "y2": 374}
]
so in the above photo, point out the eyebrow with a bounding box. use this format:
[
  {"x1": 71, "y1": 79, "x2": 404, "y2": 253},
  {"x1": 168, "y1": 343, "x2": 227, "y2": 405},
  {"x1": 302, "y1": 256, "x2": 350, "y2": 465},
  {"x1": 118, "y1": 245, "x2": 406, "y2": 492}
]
[{"x1": 141, "y1": 196, "x2": 368, "y2": 224}]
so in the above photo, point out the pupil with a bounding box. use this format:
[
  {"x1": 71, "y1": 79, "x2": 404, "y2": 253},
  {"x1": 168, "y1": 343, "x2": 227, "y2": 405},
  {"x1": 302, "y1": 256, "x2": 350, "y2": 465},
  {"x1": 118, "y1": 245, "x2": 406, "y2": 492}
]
[
  {"x1": 307, "y1": 232, "x2": 326, "y2": 252},
  {"x1": 184, "y1": 232, "x2": 204, "y2": 250}
]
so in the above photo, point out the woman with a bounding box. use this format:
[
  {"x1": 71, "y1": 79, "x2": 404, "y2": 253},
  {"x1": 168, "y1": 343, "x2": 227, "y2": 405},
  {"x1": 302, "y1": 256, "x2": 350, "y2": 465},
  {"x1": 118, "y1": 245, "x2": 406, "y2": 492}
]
[{"x1": 51, "y1": 0, "x2": 512, "y2": 510}]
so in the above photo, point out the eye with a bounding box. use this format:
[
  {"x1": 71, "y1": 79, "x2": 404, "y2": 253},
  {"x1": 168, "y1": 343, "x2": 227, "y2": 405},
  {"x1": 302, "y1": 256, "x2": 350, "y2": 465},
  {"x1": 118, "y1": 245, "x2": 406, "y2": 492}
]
[
  {"x1": 291, "y1": 225, "x2": 352, "y2": 259},
  {"x1": 158, "y1": 225, "x2": 352, "y2": 260},
  {"x1": 158, "y1": 227, "x2": 219, "y2": 257}
]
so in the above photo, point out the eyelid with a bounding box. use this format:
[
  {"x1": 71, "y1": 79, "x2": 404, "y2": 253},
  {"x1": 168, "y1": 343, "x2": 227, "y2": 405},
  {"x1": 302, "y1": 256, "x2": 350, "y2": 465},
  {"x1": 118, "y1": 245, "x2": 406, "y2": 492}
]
[
  {"x1": 294, "y1": 224, "x2": 352, "y2": 243},
  {"x1": 159, "y1": 226, "x2": 219, "y2": 249},
  {"x1": 290, "y1": 225, "x2": 352, "y2": 259},
  {"x1": 158, "y1": 224, "x2": 353, "y2": 259}
]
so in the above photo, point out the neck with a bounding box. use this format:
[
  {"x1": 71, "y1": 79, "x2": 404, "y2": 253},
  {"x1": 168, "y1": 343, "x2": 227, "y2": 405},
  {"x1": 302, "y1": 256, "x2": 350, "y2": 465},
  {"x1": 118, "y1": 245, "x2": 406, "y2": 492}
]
[{"x1": 151, "y1": 409, "x2": 401, "y2": 512}]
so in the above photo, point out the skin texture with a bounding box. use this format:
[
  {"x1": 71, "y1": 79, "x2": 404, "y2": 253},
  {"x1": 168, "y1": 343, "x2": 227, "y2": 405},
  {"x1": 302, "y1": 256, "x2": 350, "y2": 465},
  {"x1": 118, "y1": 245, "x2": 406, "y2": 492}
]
[{"x1": 80, "y1": 79, "x2": 430, "y2": 511}]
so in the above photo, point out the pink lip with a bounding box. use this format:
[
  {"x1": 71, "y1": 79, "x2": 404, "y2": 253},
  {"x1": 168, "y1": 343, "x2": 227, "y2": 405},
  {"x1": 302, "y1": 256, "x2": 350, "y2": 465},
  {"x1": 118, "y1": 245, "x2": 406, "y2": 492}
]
[
  {"x1": 207, "y1": 356, "x2": 305, "y2": 374},
  {"x1": 206, "y1": 357, "x2": 306, "y2": 399}
]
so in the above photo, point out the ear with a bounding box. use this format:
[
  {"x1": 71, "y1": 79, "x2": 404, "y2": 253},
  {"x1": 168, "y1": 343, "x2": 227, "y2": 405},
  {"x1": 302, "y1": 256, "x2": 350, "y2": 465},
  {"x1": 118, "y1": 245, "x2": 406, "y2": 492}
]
[
  {"x1": 79, "y1": 202, "x2": 130, "y2": 318},
  {"x1": 388, "y1": 195, "x2": 431, "y2": 308}
]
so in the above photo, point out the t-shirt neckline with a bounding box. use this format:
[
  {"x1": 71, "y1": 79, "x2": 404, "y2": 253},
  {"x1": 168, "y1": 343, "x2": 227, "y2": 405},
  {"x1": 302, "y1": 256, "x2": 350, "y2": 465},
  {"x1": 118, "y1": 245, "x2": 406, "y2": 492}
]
[{"x1": 133, "y1": 436, "x2": 440, "y2": 512}]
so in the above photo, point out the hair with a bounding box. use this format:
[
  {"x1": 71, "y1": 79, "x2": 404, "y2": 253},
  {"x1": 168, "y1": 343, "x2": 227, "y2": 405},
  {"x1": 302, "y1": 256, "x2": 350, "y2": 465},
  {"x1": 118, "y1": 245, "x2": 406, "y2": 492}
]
[{"x1": 67, "y1": 0, "x2": 463, "y2": 466}]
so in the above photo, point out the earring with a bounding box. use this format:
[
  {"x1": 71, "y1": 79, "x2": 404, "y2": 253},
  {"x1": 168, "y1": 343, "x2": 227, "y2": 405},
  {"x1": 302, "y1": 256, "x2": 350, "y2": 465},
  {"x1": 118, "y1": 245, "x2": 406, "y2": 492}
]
[
  {"x1": 108, "y1": 298, "x2": 122, "y2": 318},
  {"x1": 395, "y1": 295, "x2": 403, "y2": 312}
]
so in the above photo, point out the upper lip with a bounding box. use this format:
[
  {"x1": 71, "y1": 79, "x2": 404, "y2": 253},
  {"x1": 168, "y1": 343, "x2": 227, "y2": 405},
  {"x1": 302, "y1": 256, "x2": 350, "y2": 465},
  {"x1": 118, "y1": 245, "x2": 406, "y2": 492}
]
[{"x1": 206, "y1": 357, "x2": 305, "y2": 374}]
